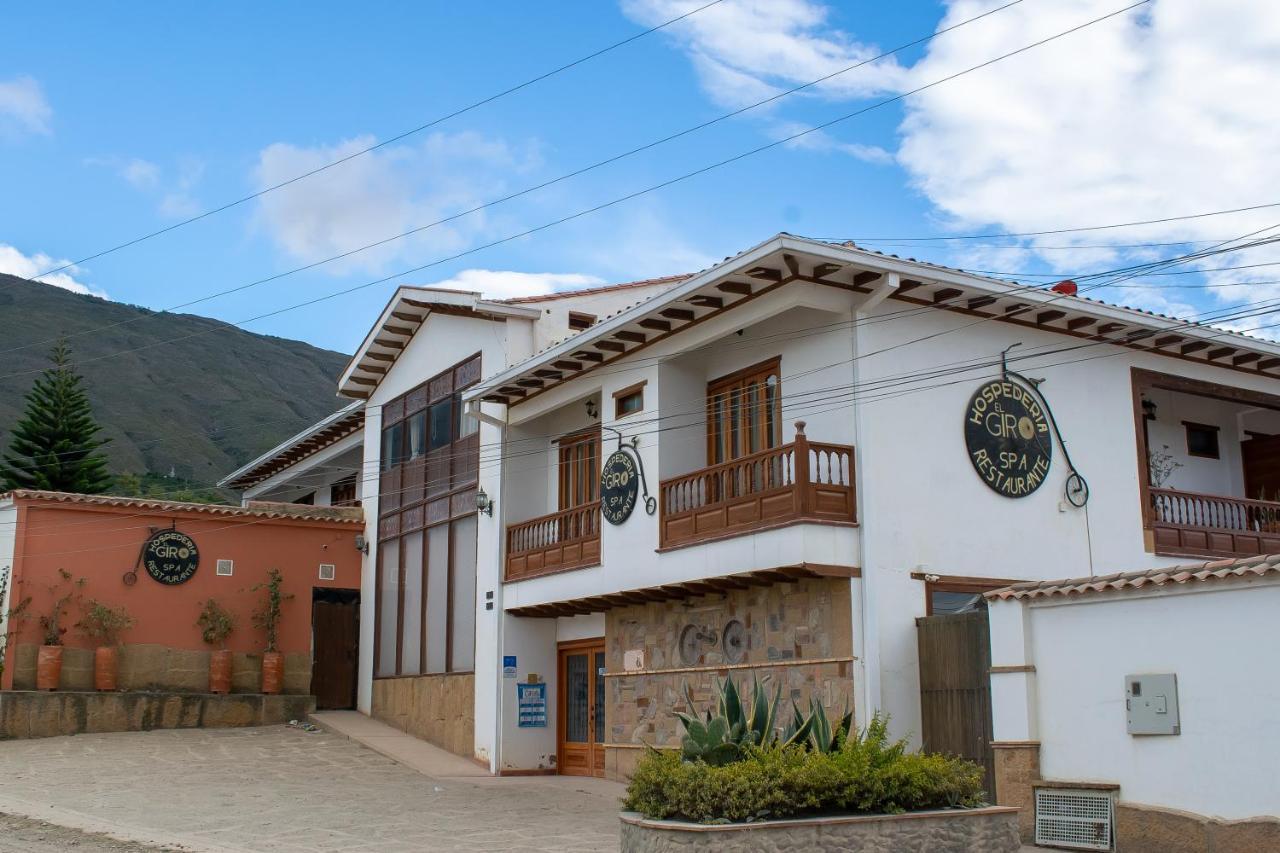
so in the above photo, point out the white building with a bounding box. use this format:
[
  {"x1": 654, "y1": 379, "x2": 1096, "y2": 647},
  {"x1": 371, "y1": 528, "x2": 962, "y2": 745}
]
[{"x1": 224, "y1": 235, "x2": 1280, "y2": 805}]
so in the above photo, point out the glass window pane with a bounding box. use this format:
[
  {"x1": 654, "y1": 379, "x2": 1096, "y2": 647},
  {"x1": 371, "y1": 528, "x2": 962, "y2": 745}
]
[
  {"x1": 381, "y1": 423, "x2": 404, "y2": 470},
  {"x1": 930, "y1": 590, "x2": 988, "y2": 615},
  {"x1": 450, "y1": 516, "x2": 477, "y2": 671},
  {"x1": 376, "y1": 540, "x2": 400, "y2": 676},
  {"x1": 565, "y1": 653, "x2": 589, "y2": 743},
  {"x1": 765, "y1": 374, "x2": 779, "y2": 447},
  {"x1": 594, "y1": 651, "x2": 606, "y2": 743},
  {"x1": 400, "y1": 531, "x2": 424, "y2": 674},
  {"x1": 429, "y1": 400, "x2": 453, "y2": 451},
  {"x1": 454, "y1": 392, "x2": 478, "y2": 437},
  {"x1": 407, "y1": 412, "x2": 427, "y2": 460},
  {"x1": 424, "y1": 524, "x2": 450, "y2": 673}
]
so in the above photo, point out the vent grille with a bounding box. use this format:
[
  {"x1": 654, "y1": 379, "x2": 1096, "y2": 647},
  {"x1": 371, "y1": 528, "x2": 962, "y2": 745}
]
[
  {"x1": 1035, "y1": 788, "x2": 1114, "y2": 851},
  {"x1": 216, "y1": 559, "x2": 234, "y2": 577},
  {"x1": 318, "y1": 563, "x2": 336, "y2": 581}
]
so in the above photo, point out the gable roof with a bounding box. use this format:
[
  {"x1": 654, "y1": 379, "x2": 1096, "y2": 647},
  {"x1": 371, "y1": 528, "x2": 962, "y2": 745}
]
[
  {"x1": 217, "y1": 401, "x2": 364, "y2": 491},
  {"x1": 986, "y1": 553, "x2": 1280, "y2": 602},
  {"x1": 463, "y1": 233, "x2": 1280, "y2": 407}
]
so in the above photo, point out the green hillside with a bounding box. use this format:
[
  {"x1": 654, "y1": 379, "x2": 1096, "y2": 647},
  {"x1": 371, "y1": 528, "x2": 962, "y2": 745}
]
[{"x1": 0, "y1": 274, "x2": 351, "y2": 491}]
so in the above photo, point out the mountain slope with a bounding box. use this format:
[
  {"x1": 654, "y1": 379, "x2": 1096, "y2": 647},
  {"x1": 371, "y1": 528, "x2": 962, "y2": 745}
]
[{"x1": 0, "y1": 274, "x2": 351, "y2": 487}]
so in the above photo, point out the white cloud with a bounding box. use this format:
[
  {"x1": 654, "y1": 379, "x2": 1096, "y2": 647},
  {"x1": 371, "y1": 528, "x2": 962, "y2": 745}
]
[
  {"x1": 0, "y1": 245, "x2": 107, "y2": 298},
  {"x1": 252, "y1": 131, "x2": 538, "y2": 275},
  {"x1": 623, "y1": 0, "x2": 907, "y2": 109},
  {"x1": 0, "y1": 76, "x2": 51, "y2": 137},
  {"x1": 120, "y1": 158, "x2": 160, "y2": 189},
  {"x1": 423, "y1": 269, "x2": 606, "y2": 300},
  {"x1": 896, "y1": 0, "x2": 1280, "y2": 315},
  {"x1": 87, "y1": 155, "x2": 205, "y2": 219}
]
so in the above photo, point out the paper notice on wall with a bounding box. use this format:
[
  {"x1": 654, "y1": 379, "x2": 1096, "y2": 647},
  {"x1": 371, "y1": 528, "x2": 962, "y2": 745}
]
[{"x1": 517, "y1": 682, "x2": 547, "y2": 728}]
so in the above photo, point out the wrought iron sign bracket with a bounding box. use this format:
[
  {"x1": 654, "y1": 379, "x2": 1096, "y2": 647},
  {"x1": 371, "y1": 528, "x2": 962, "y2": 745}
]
[{"x1": 999, "y1": 343, "x2": 1090, "y2": 507}]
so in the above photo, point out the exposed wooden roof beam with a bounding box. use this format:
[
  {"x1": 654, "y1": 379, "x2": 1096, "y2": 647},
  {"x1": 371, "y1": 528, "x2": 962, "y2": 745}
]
[
  {"x1": 366, "y1": 352, "x2": 395, "y2": 362},
  {"x1": 782, "y1": 254, "x2": 801, "y2": 277},
  {"x1": 1037, "y1": 310, "x2": 1067, "y2": 324},
  {"x1": 595, "y1": 340, "x2": 626, "y2": 352},
  {"x1": 660, "y1": 307, "x2": 695, "y2": 322},
  {"x1": 552, "y1": 360, "x2": 582, "y2": 371},
  {"x1": 516, "y1": 378, "x2": 544, "y2": 388},
  {"x1": 1095, "y1": 323, "x2": 1125, "y2": 335},
  {"x1": 381, "y1": 324, "x2": 415, "y2": 336},
  {"x1": 1067, "y1": 317, "x2": 1097, "y2": 331},
  {"x1": 639, "y1": 318, "x2": 671, "y2": 332},
  {"x1": 967, "y1": 296, "x2": 998, "y2": 310},
  {"x1": 1207, "y1": 346, "x2": 1236, "y2": 361},
  {"x1": 811, "y1": 263, "x2": 843, "y2": 279},
  {"x1": 1258, "y1": 357, "x2": 1280, "y2": 371},
  {"x1": 687, "y1": 294, "x2": 723, "y2": 309},
  {"x1": 533, "y1": 369, "x2": 562, "y2": 380},
  {"x1": 933, "y1": 288, "x2": 963, "y2": 304},
  {"x1": 390, "y1": 311, "x2": 424, "y2": 323},
  {"x1": 1181, "y1": 341, "x2": 1210, "y2": 355},
  {"x1": 372, "y1": 338, "x2": 405, "y2": 349},
  {"x1": 1234, "y1": 353, "x2": 1261, "y2": 366},
  {"x1": 897, "y1": 279, "x2": 925, "y2": 295},
  {"x1": 574, "y1": 351, "x2": 605, "y2": 363},
  {"x1": 746, "y1": 266, "x2": 782, "y2": 281},
  {"x1": 1153, "y1": 335, "x2": 1184, "y2": 348},
  {"x1": 615, "y1": 330, "x2": 646, "y2": 344},
  {"x1": 852, "y1": 270, "x2": 882, "y2": 286},
  {"x1": 717, "y1": 280, "x2": 752, "y2": 296}
]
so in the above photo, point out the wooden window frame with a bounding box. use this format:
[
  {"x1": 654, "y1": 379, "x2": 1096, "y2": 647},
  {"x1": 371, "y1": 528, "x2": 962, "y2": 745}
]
[
  {"x1": 612, "y1": 380, "x2": 646, "y2": 419},
  {"x1": 557, "y1": 427, "x2": 602, "y2": 511},
  {"x1": 1182, "y1": 420, "x2": 1221, "y2": 459},
  {"x1": 911, "y1": 573, "x2": 1023, "y2": 616},
  {"x1": 706, "y1": 356, "x2": 782, "y2": 464}
]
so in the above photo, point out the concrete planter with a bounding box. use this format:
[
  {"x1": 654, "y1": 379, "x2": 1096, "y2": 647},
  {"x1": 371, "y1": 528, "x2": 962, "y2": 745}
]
[{"x1": 619, "y1": 806, "x2": 1021, "y2": 853}]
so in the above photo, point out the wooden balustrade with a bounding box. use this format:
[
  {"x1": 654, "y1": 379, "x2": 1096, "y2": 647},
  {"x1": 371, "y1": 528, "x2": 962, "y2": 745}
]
[
  {"x1": 505, "y1": 502, "x2": 602, "y2": 582},
  {"x1": 1149, "y1": 487, "x2": 1280, "y2": 558},
  {"x1": 659, "y1": 421, "x2": 856, "y2": 550}
]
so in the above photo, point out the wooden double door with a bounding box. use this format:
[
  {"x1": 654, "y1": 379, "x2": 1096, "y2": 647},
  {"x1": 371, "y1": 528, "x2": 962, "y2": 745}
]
[{"x1": 557, "y1": 639, "x2": 606, "y2": 777}]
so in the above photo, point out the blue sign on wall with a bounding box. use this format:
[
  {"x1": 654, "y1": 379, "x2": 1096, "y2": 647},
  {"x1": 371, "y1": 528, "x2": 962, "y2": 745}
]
[
  {"x1": 517, "y1": 682, "x2": 547, "y2": 728},
  {"x1": 502, "y1": 655, "x2": 517, "y2": 678}
]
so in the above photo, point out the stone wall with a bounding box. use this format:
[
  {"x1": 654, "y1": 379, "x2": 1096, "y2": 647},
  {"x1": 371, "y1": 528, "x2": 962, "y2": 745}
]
[
  {"x1": 0, "y1": 690, "x2": 313, "y2": 739},
  {"x1": 370, "y1": 673, "x2": 475, "y2": 759},
  {"x1": 8, "y1": 643, "x2": 310, "y2": 694},
  {"x1": 992, "y1": 741, "x2": 1040, "y2": 842},
  {"x1": 604, "y1": 577, "x2": 854, "y2": 781},
  {"x1": 619, "y1": 807, "x2": 1021, "y2": 853},
  {"x1": 1115, "y1": 803, "x2": 1280, "y2": 853}
]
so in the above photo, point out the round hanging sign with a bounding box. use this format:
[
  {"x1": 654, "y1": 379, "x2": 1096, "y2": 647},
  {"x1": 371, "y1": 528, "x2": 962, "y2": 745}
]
[
  {"x1": 600, "y1": 449, "x2": 640, "y2": 525},
  {"x1": 964, "y1": 379, "x2": 1052, "y2": 498},
  {"x1": 142, "y1": 529, "x2": 200, "y2": 585}
]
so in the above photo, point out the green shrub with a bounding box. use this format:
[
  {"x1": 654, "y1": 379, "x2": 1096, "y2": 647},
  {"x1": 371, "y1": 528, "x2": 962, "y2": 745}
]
[{"x1": 624, "y1": 714, "x2": 986, "y2": 824}]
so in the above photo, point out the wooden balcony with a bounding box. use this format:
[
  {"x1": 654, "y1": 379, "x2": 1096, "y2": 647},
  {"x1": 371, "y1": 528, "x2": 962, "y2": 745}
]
[
  {"x1": 659, "y1": 422, "x2": 856, "y2": 550},
  {"x1": 1149, "y1": 487, "x2": 1280, "y2": 558},
  {"x1": 506, "y1": 502, "x2": 601, "y2": 582}
]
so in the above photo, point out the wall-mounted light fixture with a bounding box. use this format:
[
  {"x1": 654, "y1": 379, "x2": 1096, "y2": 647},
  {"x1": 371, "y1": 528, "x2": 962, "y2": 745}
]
[
  {"x1": 354, "y1": 533, "x2": 369, "y2": 554},
  {"x1": 1142, "y1": 398, "x2": 1158, "y2": 421},
  {"x1": 585, "y1": 399, "x2": 598, "y2": 420},
  {"x1": 475, "y1": 488, "x2": 495, "y2": 517}
]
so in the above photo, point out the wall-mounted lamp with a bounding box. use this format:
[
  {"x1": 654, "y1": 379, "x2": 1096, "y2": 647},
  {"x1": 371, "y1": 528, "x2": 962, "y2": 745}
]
[
  {"x1": 1142, "y1": 398, "x2": 1158, "y2": 421},
  {"x1": 475, "y1": 488, "x2": 495, "y2": 517},
  {"x1": 354, "y1": 533, "x2": 369, "y2": 554},
  {"x1": 585, "y1": 399, "x2": 598, "y2": 420}
]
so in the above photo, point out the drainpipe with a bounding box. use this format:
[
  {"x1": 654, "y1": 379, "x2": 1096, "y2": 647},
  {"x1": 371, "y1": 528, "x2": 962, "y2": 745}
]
[
  {"x1": 852, "y1": 273, "x2": 898, "y2": 726},
  {"x1": 467, "y1": 398, "x2": 508, "y2": 775}
]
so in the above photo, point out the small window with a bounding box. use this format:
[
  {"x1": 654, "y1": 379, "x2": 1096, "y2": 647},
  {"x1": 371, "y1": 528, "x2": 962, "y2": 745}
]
[
  {"x1": 318, "y1": 563, "x2": 336, "y2": 581},
  {"x1": 568, "y1": 311, "x2": 596, "y2": 331},
  {"x1": 216, "y1": 559, "x2": 234, "y2": 577},
  {"x1": 613, "y1": 381, "x2": 645, "y2": 418},
  {"x1": 1183, "y1": 421, "x2": 1220, "y2": 459},
  {"x1": 428, "y1": 398, "x2": 453, "y2": 451}
]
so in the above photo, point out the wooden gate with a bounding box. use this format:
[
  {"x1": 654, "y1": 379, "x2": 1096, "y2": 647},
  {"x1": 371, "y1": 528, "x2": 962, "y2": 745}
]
[{"x1": 916, "y1": 610, "x2": 995, "y2": 800}]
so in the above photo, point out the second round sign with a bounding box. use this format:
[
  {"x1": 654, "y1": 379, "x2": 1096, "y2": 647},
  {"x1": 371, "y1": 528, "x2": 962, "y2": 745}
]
[{"x1": 600, "y1": 449, "x2": 639, "y2": 525}]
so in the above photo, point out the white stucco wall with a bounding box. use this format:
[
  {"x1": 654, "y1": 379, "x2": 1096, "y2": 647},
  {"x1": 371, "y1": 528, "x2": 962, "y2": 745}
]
[{"x1": 989, "y1": 579, "x2": 1280, "y2": 820}]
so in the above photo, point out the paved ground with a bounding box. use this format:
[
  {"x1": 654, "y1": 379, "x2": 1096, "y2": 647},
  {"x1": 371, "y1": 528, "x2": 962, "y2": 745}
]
[
  {"x1": 0, "y1": 812, "x2": 179, "y2": 852},
  {"x1": 0, "y1": 726, "x2": 621, "y2": 852}
]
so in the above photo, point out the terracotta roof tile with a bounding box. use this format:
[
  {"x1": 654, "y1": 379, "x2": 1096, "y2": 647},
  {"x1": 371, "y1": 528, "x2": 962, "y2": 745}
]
[
  {"x1": 2, "y1": 490, "x2": 363, "y2": 524},
  {"x1": 986, "y1": 553, "x2": 1280, "y2": 602},
  {"x1": 500, "y1": 274, "x2": 691, "y2": 304}
]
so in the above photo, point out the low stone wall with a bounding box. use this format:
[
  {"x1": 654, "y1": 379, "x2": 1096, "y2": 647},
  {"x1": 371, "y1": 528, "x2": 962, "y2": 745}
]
[
  {"x1": 619, "y1": 807, "x2": 1021, "y2": 853},
  {"x1": 370, "y1": 673, "x2": 474, "y2": 758},
  {"x1": 8, "y1": 643, "x2": 311, "y2": 694},
  {"x1": 1116, "y1": 802, "x2": 1280, "y2": 853},
  {"x1": 0, "y1": 690, "x2": 314, "y2": 739},
  {"x1": 992, "y1": 741, "x2": 1040, "y2": 841}
]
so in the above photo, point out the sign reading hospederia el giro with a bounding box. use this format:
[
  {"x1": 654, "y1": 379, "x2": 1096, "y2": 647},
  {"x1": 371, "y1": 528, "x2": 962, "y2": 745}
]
[
  {"x1": 600, "y1": 448, "x2": 639, "y2": 525},
  {"x1": 964, "y1": 378, "x2": 1052, "y2": 498},
  {"x1": 142, "y1": 529, "x2": 200, "y2": 585}
]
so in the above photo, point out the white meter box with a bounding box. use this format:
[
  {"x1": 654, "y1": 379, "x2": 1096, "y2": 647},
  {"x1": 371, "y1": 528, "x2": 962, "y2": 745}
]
[{"x1": 1125, "y1": 673, "x2": 1179, "y2": 735}]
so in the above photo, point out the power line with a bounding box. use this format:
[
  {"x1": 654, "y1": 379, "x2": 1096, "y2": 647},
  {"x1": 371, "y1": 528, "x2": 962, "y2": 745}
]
[
  {"x1": 1, "y1": 0, "x2": 1030, "y2": 360},
  {"x1": 0, "y1": 0, "x2": 1155, "y2": 381},
  {"x1": 22, "y1": 0, "x2": 729, "y2": 282}
]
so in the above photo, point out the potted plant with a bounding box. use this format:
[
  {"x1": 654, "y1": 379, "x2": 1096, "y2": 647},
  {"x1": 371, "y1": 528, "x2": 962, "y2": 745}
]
[
  {"x1": 76, "y1": 600, "x2": 134, "y2": 691},
  {"x1": 196, "y1": 599, "x2": 235, "y2": 694},
  {"x1": 251, "y1": 568, "x2": 293, "y2": 695},
  {"x1": 35, "y1": 569, "x2": 84, "y2": 691}
]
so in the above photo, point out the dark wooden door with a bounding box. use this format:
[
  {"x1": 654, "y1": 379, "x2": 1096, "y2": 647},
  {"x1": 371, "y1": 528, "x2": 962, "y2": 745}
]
[
  {"x1": 1243, "y1": 434, "x2": 1280, "y2": 500},
  {"x1": 916, "y1": 611, "x2": 995, "y2": 800},
  {"x1": 312, "y1": 597, "x2": 359, "y2": 710},
  {"x1": 558, "y1": 639, "x2": 606, "y2": 777}
]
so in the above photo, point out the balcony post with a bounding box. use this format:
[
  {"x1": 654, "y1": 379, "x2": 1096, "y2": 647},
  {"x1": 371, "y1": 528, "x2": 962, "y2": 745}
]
[{"x1": 794, "y1": 420, "x2": 811, "y2": 516}]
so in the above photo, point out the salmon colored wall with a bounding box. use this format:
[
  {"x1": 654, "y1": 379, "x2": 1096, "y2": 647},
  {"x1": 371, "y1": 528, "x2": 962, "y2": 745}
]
[{"x1": 2, "y1": 500, "x2": 361, "y2": 690}]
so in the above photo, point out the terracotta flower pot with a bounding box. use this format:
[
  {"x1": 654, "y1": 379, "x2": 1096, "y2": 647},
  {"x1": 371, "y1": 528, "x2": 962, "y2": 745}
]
[
  {"x1": 261, "y1": 650, "x2": 284, "y2": 695},
  {"x1": 208, "y1": 649, "x2": 233, "y2": 695},
  {"x1": 36, "y1": 645, "x2": 63, "y2": 691},
  {"x1": 93, "y1": 646, "x2": 118, "y2": 691}
]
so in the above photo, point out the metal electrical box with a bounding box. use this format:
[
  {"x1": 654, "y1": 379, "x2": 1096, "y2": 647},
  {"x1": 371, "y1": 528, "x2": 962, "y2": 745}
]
[{"x1": 1125, "y1": 674, "x2": 1180, "y2": 735}]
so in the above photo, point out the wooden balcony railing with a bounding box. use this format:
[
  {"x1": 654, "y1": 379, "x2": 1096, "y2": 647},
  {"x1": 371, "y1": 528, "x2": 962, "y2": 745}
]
[
  {"x1": 659, "y1": 421, "x2": 856, "y2": 550},
  {"x1": 1149, "y1": 487, "x2": 1280, "y2": 558},
  {"x1": 505, "y1": 502, "x2": 601, "y2": 582}
]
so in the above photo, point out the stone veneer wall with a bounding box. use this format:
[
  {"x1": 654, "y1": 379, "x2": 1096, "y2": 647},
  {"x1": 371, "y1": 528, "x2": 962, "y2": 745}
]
[
  {"x1": 604, "y1": 576, "x2": 854, "y2": 781},
  {"x1": 1115, "y1": 802, "x2": 1280, "y2": 853},
  {"x1": 992, "y1": 741, "x2": 1040, "y2": 842},
  {"x1": 370, "y1": 673, "x2": 475, "y2": 759},
  {"x1": 8, "y1": 643, "x2": 311, "y2": 694}
]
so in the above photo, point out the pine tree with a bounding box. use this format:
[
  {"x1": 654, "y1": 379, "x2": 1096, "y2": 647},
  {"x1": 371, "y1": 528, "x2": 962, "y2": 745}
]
[{"x1": 1, "y1": 341, "x2": 112, "y2": 493}]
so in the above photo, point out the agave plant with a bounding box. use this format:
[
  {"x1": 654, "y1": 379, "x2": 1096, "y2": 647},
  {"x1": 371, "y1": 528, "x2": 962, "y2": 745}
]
[
  {"x1": 785, "y1": 697, "x2": 854, "y2": 754},
  {"x1": 676, "y1": 676, "x2": 783, "y2": 764}
]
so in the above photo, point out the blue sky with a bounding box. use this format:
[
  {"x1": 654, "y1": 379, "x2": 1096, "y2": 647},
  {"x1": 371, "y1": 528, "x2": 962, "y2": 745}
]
[{"x1": 2, "y1": 0, "x2": 1277, "y2": 355}]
